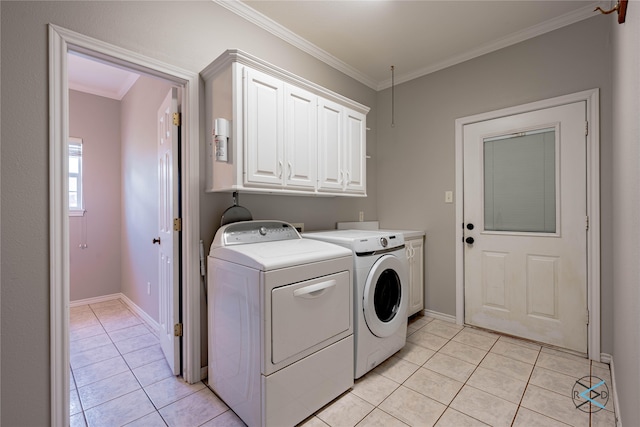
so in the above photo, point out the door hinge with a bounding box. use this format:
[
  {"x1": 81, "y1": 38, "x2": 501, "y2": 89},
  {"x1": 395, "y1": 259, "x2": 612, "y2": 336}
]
[
  {"x1": 585, "y1": 121, "x2": 589, "y2": 136},
  {"x1": 586, "y1": 216, "x2": 590, "y2": 230},
  {"x1": 173, "y1": 112, "x2": 181, "y2": 126},
  {"x1": 174, "y1": 218, "x2": 182, "y2": 232},
  {"x1": 586, "y1": 309, "x2": 590, "y2": 325},
  {"x1": 174, "y1": 323, "x2": 183, "y2": 337}
]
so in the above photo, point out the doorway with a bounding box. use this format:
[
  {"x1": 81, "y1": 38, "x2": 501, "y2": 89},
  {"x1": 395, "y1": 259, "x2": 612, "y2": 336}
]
[
  {"x1": 454, "y1": 89, "x2": 601, "y2": 359},
  {"x1": 49, "y1": 24, "x2": 200, "y2": 426}
]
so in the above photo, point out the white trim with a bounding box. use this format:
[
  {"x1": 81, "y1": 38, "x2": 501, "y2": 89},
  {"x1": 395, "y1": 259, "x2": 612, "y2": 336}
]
[
  {"x1": 70, "y1": 292, "x2": 161, "y2": 334},
  {"x1": 213, "y1": 0, "x2": 378, "y2": 90},
  {"x1": 603, "y1": 353, "x2": 622, "y2": 427},
  {"x1": 119, "y1": 293, "x2": 161, "y2": 334},
  {"x1": 216, "y1": 0, "x2": 600, "y2": 91},
  {"x1": 454, "y1": 89, "x2": 601, "y2": 360},
  {"x1": 49, "y1": 24, "x2": 201, "y2": 427},
  {"x1": 49, "y1": 26, "x2": 70, "y2": 427},
  {"x1": 201, "y1": 366, "x2": 208, "y2": 381},
  {"x1": 69, "y1": 293, "x2": 121, "y2": 307},
  {"x1": 422, "y1": 309, "x2": 457, "y2": 324},
  {"x1": 377, "y1": 3, "x2": 601, "y2": 90}
]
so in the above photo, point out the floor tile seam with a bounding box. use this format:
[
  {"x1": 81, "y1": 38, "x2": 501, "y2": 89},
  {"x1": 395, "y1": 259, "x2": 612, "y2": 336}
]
[
  {"x1": 507, "y1": 345, "x2": 542, "y2": 426},
  {"x1": 430, "y1": 333, "x2": 503, "y2": 426},
  {"x1": 363, "y1": 405, "x2": 410, "y2": 427},
  {"x1": 588, "y1": 362, "x2": 616, "y2": 422},
  {"x1": 144, "y1": 379, "x2": 209, "y2": 412},
  {"x1": 78, "y1": 381, "x2": 145, "y2": 413}
]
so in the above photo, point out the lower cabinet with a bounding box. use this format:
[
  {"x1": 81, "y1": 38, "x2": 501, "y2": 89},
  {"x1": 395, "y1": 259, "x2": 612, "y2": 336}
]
[{"x1": 406, "y1": 235, "x2": 424, "y2": 316}]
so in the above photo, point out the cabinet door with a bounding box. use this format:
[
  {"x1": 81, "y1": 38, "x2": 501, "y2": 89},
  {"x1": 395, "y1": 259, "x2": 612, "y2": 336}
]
[
  {"x1": 317, "y1": 98, "x2": 344, "y2": 191},
  {"x1": 245, "y1": 68, "x2": 284, "y2": 186},
  {"x1": 343, "y1": 108, "x2": 366, "y2": 194},
  {"x1": 285, "y1": 86, "x2": 317, "y2": 190},
  {"x1": 407, "y1": 238, "x2": 425, "y2": 316}
]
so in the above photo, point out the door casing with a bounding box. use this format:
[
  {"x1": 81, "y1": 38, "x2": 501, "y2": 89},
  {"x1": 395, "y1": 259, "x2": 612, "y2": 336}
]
[
  {"x1": 49, "y1": 24, "x2": 201, "y2": 427},
  {"x1": 454, "y1": 89, "x2": 600, "y2": 360}
]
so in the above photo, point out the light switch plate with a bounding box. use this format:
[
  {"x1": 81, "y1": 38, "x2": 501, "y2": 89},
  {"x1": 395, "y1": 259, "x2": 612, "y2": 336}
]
[{"x1": 445, "y1": 191, "x2": 453, "y2": 203}]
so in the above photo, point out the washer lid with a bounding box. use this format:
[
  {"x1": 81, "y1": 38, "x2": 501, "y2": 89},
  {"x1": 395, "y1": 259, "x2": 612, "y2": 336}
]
[
  {"x1": 210, "y1": 238, "x2": 352, "y2": 271},
  {"x1": 304, "y1": 229, "x2": 405, "y2": 253}
]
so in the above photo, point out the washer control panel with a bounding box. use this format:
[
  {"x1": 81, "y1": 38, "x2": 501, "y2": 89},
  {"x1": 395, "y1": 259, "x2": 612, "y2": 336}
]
[{"x1": 215, "y1": 220, "x2": 301, "y2": 247}]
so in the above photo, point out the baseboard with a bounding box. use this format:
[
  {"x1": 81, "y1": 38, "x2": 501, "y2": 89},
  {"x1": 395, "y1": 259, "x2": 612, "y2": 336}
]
[
  {"x1": 422, "y1": 309, "x2": 457, "y2": 324},
  {"x1": 71, "y1": 292, "x2": 160, "y2": 334},
  {"x1": 119, "y1": 293, "x2": 160, "y2": 334},
  {"x1": 70, "y1": 293, "x2": 122, "y2": 307},
  {"x1": 601, "y1": 353, "x2": 622, "y2": 427}
]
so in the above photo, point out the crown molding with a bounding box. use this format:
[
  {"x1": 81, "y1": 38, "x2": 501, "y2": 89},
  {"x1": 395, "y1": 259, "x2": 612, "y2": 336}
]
[
  {"x1": 215, "y1": 0, "x2": 602, "y2": 92},
  {"x1": 214, "y1": 0, "x2": 378, "y2": 89},
  {"x1": 377, "y1": 2, "x2": 601, "y2": 90}
]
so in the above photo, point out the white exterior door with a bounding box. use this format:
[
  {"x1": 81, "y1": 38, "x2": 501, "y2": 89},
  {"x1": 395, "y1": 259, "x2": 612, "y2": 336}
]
[
  {"x1": 463, "y1": 101, "x2": 588, "y2": 353},
  {"x1": 158, "y1": 88, "x2": 180, "y2": 374}
]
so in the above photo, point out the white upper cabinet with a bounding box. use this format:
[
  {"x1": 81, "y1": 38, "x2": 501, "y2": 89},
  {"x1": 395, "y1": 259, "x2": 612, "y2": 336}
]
[
  {"x1": 202, "y1": 50, "x2": 368, "y2": 197},
  {"x1": 245, "y1": 68, "x2": 285, "y2": 187}
]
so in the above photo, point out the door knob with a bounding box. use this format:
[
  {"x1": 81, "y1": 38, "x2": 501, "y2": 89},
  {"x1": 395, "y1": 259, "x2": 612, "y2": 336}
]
[
  {"x1": 465, "y1": 237, "x2": 475, "y2": 244},
  {"x1": 153, "y1": 237, "x2": 161, "y2": 245},
  {"x1": 466, "y1": 223, "x2": 474, "y2": 230}
]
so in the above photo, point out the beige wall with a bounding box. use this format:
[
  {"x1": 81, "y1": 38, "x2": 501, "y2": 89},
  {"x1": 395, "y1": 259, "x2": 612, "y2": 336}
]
[
  {"x1": 0, "y1": 2, "x2": 375, "y2": 424},
  {"x1": 611, "y1": 3, "x2": 640, "y2": 424},
  {"x1": 69, "y1": 90, "x2": 122, "y2": 301},
  {"x1": 120, "y1": 75, "x2": 173, "y2": 321},
  {"x1": 375, "y1": 16, "x2": 614, "y2": 354}
]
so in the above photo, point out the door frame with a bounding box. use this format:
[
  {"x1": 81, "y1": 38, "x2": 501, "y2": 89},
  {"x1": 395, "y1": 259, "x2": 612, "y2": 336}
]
[
  {"x1": 49, "y1": 24, "x2": 201, "y2": 426},
  {"x1": 454, "y1": 89, "x2": 600, "y2": 361}
]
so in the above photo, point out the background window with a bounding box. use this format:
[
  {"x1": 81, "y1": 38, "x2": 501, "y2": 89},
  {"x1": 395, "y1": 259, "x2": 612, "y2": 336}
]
[{"x1": 69, "y1": 137, "x2": 84, "y2": 215}]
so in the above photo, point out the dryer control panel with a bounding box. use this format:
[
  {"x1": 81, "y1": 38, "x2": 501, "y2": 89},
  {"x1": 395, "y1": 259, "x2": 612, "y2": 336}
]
[{"x1": 213, "y1": 220, "x2": 301, "y2": 247}]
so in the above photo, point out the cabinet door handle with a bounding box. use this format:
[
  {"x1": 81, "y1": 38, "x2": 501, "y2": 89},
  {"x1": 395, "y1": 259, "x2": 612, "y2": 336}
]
[
  {"x1": 339, "y1": 170, "x2": 344, "y2": 184},
  {"x1": 287, "y1": 161, "x2": 292, "y2": 179},
  {"x1": 277, "y1": 160, "x2": 283, "y2": 178},
  {"x1": 346, "y1": 171, "x2": 351, "y2": 185}
]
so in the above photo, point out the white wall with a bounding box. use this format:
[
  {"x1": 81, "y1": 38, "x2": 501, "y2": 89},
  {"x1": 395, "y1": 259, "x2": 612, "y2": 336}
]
[
  {"x1": 0, "y1": 2, "x2": 375, "y2": 424},
  {"x1": 69, "y1": 90, "x2": 122, "y2": 301},
  {"x1": 120, "y1": 75, "x2": 173, "y2": 321},
  {"x1": 375, "y1": 17, "x2": 614, "y2": 355},
  {"x1": 611, "y1": 4, "x2": 640, "y2": 425}
]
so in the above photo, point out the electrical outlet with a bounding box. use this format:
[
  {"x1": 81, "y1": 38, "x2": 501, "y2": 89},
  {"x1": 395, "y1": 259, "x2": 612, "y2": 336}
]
[
  {"x1": 147, "y1": 282, "x2": 151, "y2": 295},
  {"x1": 445, "y1": 191, "x2": 453, "y2": 203},
  {"x1": 359, "y1": 211, "x2": 364, "y2": 222}
]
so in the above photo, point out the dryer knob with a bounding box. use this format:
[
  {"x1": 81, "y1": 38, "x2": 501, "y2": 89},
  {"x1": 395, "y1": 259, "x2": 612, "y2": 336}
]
[
  {"x1": 380, "y1": 237, "x2": 388, "y2": 248},
  {"x1": 259, "y1": 227, "x2": 268, "y2": 236}
]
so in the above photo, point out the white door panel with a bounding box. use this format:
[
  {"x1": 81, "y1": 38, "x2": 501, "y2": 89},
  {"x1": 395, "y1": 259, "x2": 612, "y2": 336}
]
[
  {"x1": 158, "y1": 88, "x2": 180, "y2": 374},
  {"x1": 463, "y1": 101, "x2": 587, "y2": 353}
]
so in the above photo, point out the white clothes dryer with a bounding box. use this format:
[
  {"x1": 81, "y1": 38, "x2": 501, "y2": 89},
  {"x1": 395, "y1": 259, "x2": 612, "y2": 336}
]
[
  {"x1": 304, "y1": 229, "x2": 409, "y2": 378},
  {"x1": 208, "y1": 221, "x2": 354, "y2": 427}
]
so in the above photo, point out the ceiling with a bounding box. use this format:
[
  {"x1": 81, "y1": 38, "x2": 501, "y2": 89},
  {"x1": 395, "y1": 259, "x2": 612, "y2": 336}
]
[
  {"x1": 225, "y1": 0, "x2": 602, "y2": 90},
  {"x1": 68, "y1": 0, "x2": 604, "y2": 96},
  {"x1": 68, "y1": 52, "x2": 140, "y2": 100}
]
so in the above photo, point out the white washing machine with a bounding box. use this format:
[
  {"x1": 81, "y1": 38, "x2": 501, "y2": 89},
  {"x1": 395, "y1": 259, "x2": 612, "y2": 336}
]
[
  {"x1": 304, "y1": 229, "x2": 409, "y2": 378},
  {"x1": 208, "y1": 221, "x2": 354, "y2": 427}
]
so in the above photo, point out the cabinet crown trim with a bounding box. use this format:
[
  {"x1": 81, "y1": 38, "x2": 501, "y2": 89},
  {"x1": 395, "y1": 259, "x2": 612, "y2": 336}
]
[{"x1": 201, "y1": 49, "x2": 370, "y2": 115}]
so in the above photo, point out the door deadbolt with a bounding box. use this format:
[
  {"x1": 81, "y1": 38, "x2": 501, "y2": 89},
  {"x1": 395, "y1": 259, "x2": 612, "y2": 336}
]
[
  {"x1": 466, "y1": 223, "x2": 474, "y2": 230},
  {"x1": 153, "y1": 237, "x2": 161, "y2": 245}
]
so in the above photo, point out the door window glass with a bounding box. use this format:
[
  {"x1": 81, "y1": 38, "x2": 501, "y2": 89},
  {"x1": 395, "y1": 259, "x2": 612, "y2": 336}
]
[
  {"x1": 483, "y1": 128, "x2": 556, "y2": 233},
  {"x1": 374, "y1": 269, "x2": 401, "y2": 322}
]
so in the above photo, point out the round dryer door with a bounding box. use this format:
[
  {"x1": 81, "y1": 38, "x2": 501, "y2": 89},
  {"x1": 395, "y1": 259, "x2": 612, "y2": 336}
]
[{"x1": 362, "y1": 254, "x2": 408, "y2": 338}]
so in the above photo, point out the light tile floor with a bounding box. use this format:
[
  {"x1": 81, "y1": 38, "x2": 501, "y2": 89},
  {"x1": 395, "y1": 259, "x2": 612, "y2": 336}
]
[{"x1": 70, "y1": 299, "x2": 617, "y2": 427}]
